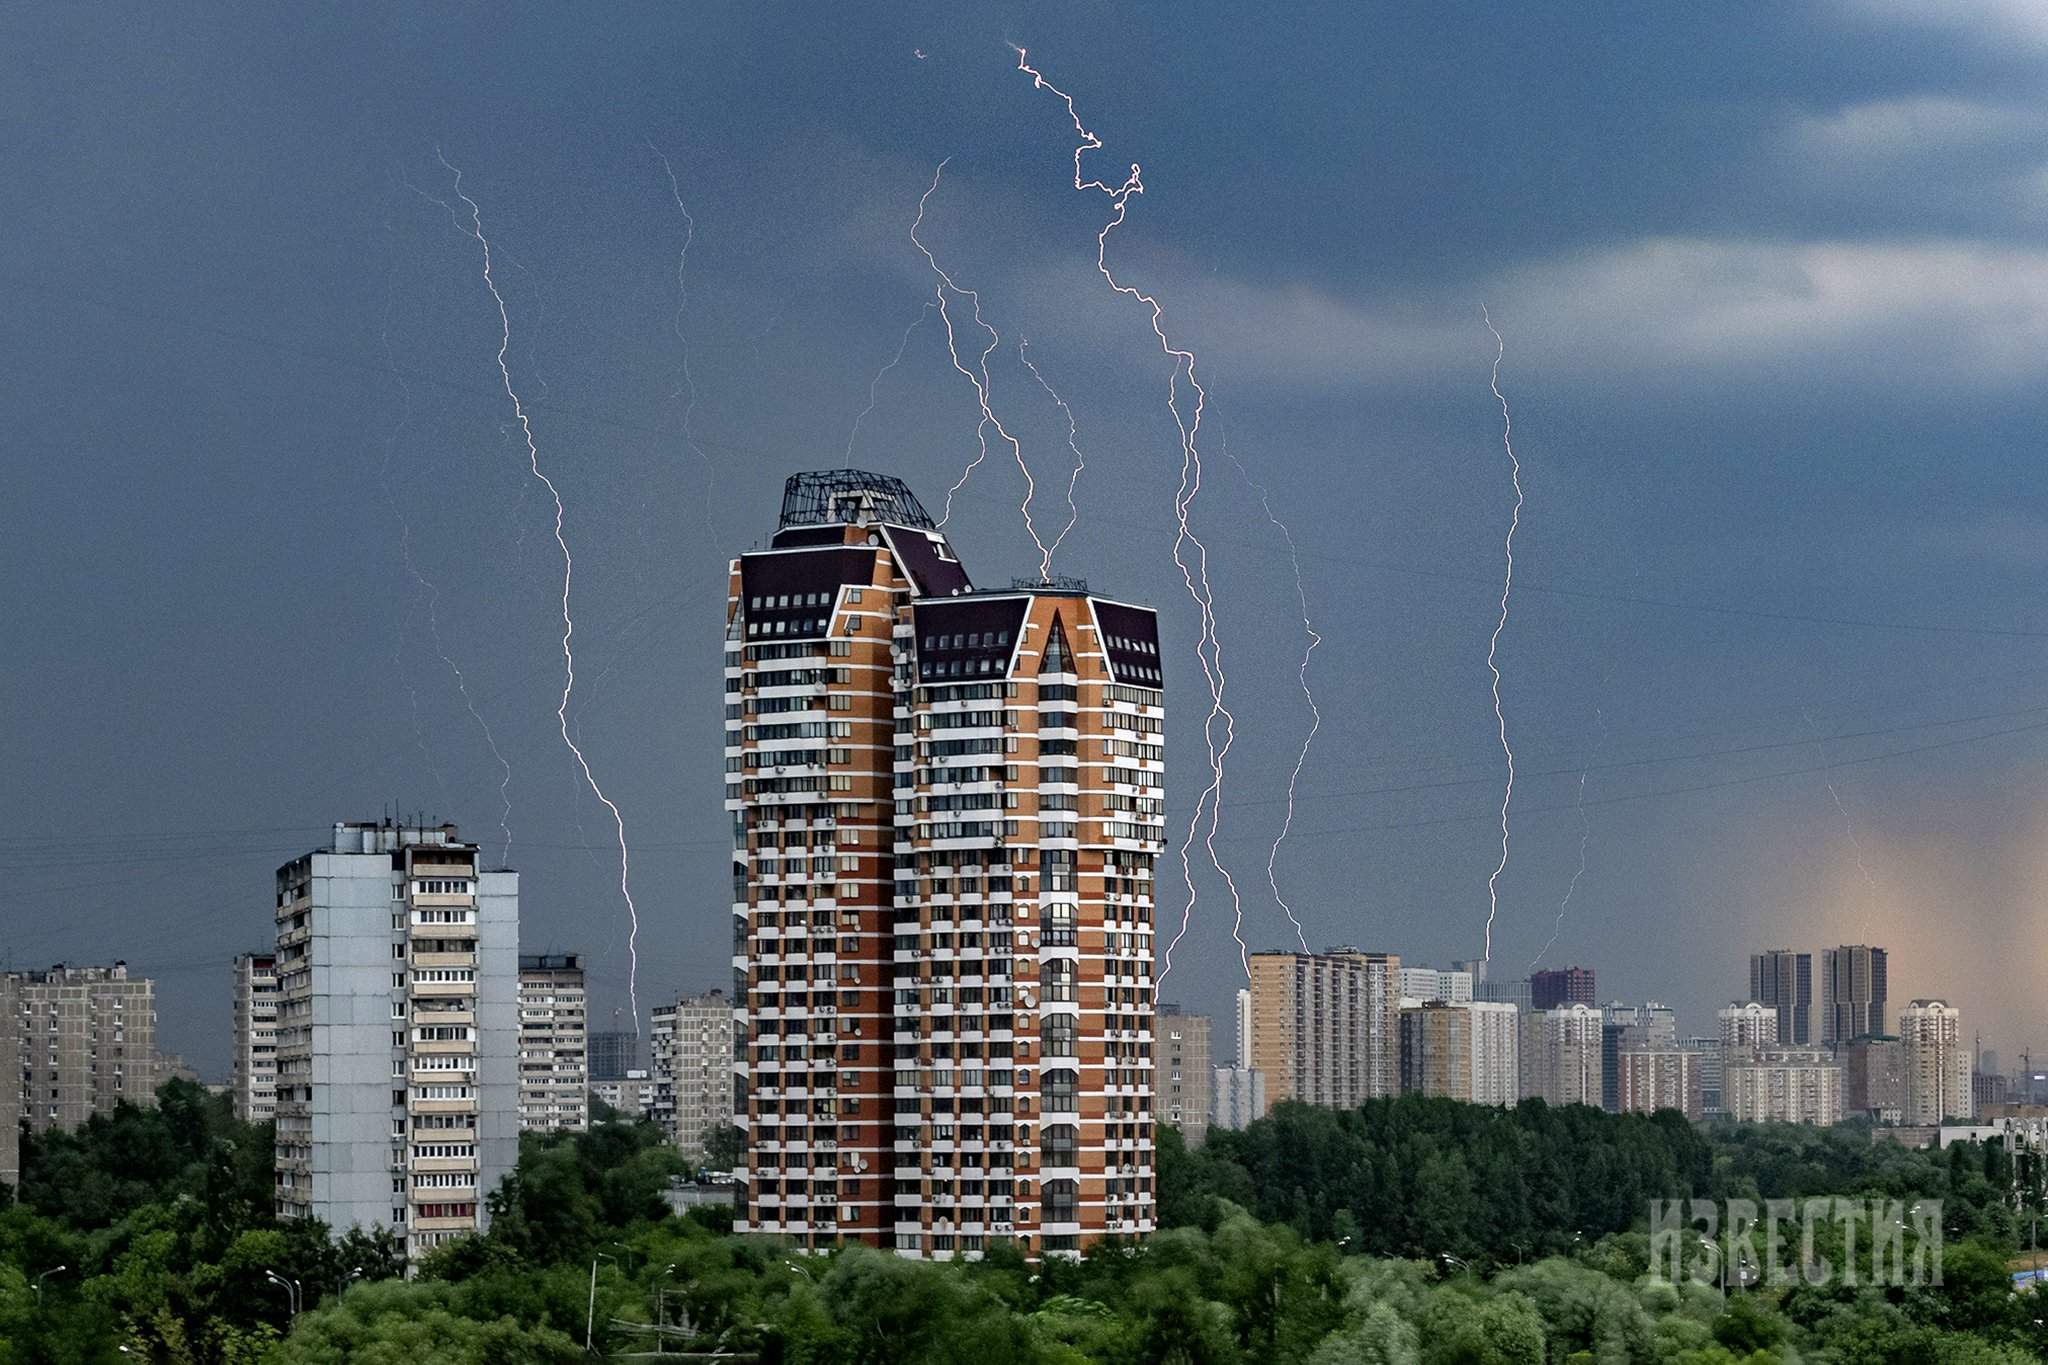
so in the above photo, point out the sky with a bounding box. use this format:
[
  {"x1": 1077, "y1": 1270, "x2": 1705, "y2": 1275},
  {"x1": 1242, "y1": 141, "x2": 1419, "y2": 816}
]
[{"x1": 5, "y1": 2, "x2": 2048, "y2": 1078}]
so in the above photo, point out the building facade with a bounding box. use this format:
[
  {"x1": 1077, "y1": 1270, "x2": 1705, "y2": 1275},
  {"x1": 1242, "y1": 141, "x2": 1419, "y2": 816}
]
[
  {"x1": 1615, "y1": 1048, "x2": 1704, "y2": 1119},
  {"x1": 1397, "y1": 967, "x2": 1475, "y2": 1004},
  {"x1": 1529, "y1": 966, "x2": 1596, "y2": 1012},
  {"x1": 1750, "y1": 949, "x2": 1813, "y2": 1046},
  {"x1": 1718, "y1": 1001, "x2": 1780, "y2": 1051},
  {"x1": 1158, "y1": 1006, "x2": 1211, "y2": 1147},
  {"x1": 1248, "y1": 949, "x2": 1402, "y2": 1112},
  {"x1": 1844, "y1": 1035, "x2": 1904, "y2": 1122},
  {"x1": 1722, "y1": 1047, "x2": 1843, "y2": 1125},
  {"x1": 1519, "y1": 1004, "x2": 1603, "y2": 1107},
  {"x1": 272, "y1": 821, "x2": 518, "y2": 1259},
  {"x1": 1, "y1": 963, "x2": 159, "y2": 1188},
  {"x1": 1212, "y1": 1067, "x2": 1266, "y2": 1131},
  {"x1": 231, "y1": 952, "x2": 280, "y2": 1123},
  {"x1": 1821, "y1": 944, "x2": 1888, "y2": 1046},
  {"x1": 1399, "y1": 999, "x2": 1517, "y2": 1105},
  {"x1": 727, "y1": 471, "x2": 1162, "y2": 1258},
  {"x1": 592, "y1": 1069, "x2": 655, "y2": 1118},
  {"x1": 516, "y1": 954, "x2": 587, "y2": 1132},
  {"x1": 1899, "y1": 999, "x2": 1973, "y2": 1125},
  {"x1": 1682, "y1": 1037, "x2": 1726, "y2": 1120},
  {"x1": 651, "y1": 989, "x2": 735, "y2": 1158}
]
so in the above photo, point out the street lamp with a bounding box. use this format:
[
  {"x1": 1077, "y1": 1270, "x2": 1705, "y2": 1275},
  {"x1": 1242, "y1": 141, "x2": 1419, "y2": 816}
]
[
  {"x1": 587, "y1": 1251, "x2": 618, "y2": 1351},
  {"x1": 782, "y1": 1258, "x2": 815, "y2": 1283},
  {"x1": 33, "y1": 1265, "x2": 67, "y2": 1302},
  {"x1": 263, "y1": 1270, "x2": 301, "y2": 1321}
]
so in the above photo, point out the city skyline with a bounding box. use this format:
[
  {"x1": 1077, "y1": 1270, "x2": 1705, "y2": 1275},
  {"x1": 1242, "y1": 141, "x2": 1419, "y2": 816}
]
[{"x1": 7, "y1": 4, "x2": 2048, "y2": 1086}]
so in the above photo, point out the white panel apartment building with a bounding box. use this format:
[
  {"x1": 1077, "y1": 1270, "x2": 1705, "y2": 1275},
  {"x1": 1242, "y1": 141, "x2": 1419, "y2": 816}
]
[
  {"x1": 517, "y1": 954, "x2": 588, "y2": 1132},
  {"x1": 273, "y1": 821, "x2": 518, "y2": 1259},
  {"x1": 651, "y1": 989, "x2": 735, "y2": 1158},
  {"x1": 232, "y1": 952, "x2": 280, "y2": 1122}
]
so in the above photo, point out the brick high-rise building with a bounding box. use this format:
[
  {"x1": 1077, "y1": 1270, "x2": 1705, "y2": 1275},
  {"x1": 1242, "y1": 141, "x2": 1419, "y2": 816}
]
[
  {"x1": 1615, "y1": 1048, "x2": 1704, "y2": 1119},
  {"x1": 1844, "y1": 1035, "x2": 1904, "y2": 1122},
  {"x1": 1750, "y1": 949, "x2": 1813, "y2": 1046},
  {"x1": 1723, "y1": 1047, "x2": 1842, "y2": 1125},
  {"x1": 1529, "y1": 966, "x2": 1595, "y2": 1012},
  {"x1": 517, "y1": 954, "x2": 587, "y2": 1132},
  {"x1": 272, "y1": 821, "x2": 518, "y2": 1260},
  {"x1": 231, "y1": 951, "x2": 280, "y2": 1123},
  {"x1": 1248, "y1": 949, "x2": 1402, "y2": 1112},
  {"x1": 1821, "y1": 944, "x2": 1887, "y2": 1045},
  {"x1": 726, "y1": 471, "x2": 1162, "y2": 1258}
]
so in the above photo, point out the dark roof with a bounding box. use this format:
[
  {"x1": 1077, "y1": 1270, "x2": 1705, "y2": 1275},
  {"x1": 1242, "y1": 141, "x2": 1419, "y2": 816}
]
[
  {"x1": 1093, "y1": 600, "x2": 1163, "y2": 688},
  {"x1": 913, "y1": 596, "x2": 1028, "y2": 682},
  {"x1": 883, "y1": 525, "x2": 972, "y2": 597},
  {"x1": 739, "y1": 547, "x2": 878, "y2": 640}
]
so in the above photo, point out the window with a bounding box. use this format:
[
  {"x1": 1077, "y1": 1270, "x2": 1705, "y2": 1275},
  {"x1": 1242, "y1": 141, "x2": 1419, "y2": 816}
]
[{"x1": 1042, "y1": 1067, "x2": 1078, "y2": 1113}]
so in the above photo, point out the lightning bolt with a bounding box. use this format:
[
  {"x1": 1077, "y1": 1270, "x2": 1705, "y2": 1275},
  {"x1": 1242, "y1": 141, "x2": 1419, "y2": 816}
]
[
  {"x1": 1532, "y1": 703, "x2": 1605, "y2": 969},
  {"x1": 1222, "y1": 438, "x2": 1316, "y2": 954},
  {"x1": 433, "y1": 149, "x2": 644, "y2": 1032},
  {"x1": 907, "y1": 159, "x2": 1048, "y2": 570},
  {"x1": 378, "y1": 213, "x2": 511, "y2": 861},
  {"x1": 1016, "y1": 337, "x2": 1087, "y2": 575},
  {"x1": 1480, "y1": 304, "x2": 1521, "y2": 964},
  {"x1": 1803, "y1": 705, "x2": 1880, "y2": 934},
  {"x1": 647, "y1": 140, "x2": 721, "y2": 553},
  {"x1": 846, "y1": 301, "x2": 934, "y2": 461},
  {"x1": 1015, "y1": 49, "x2": 1247, "y2": 980}
]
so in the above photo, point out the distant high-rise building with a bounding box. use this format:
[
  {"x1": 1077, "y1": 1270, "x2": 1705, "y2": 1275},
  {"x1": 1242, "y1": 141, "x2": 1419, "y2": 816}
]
[
  {"x1": 1248, "y1": 948, "x2": 1402, "y2": 1112},
  {"x1": 1718, "y1": 1001, "x2": 1780, "y2": 1051},
  {"x1": 1159, "y1": 1006, "x2": 1212, "y2": 1147},
  {"x1": 587, "y1": 1029, "x2": 641, "y2": 1082},
  {"x1": 1529, "y1": 966, "x2": 1596, "y2": 1012},
  {"x1": 517, "y1": 954, "x2": 587, "y2": 1132},
  {"x1": 1821, "y1": 944, "x2": 1887, "y2": 1045},
  {"x1": 1234, "y1": 988, "x2": 1253, "y2": 1070},
  {"x1": 1899, "y1": 1000, "x2": 1973, "y2": 1124},
  {"x1": 1398, "y1": 967, "x2": 1474, "y2": 1003},
  {"x1": 1749, "y1": 949, "x2": 1813, "y2": 1046},
  {"x1": 1, "y1": 963, "x2": 159, "y2": 1188},
  {"x1": 1980, "y1": 1047, "x2": 2003, "y2": 1080},
  {"x1": 273, "y1": 821, "x2": 518, "y2": 1260},
  {"x1": 1399, "y1": 999, "x2": 1518, "y2": 1105},
  {"x1": 1681, "y1": 1037, "x2": 1725, "y2": 1119},
  {"x1": 727, "y1": 471, "x2": 1163, "y2": 1257},
  {"x1": 231, "y1": 952, "x2": 280, "y2": 1123},
  {"x1": 651, "y1": 990, "x2": 735, "y2": 1159},
  {"x1": 1723, "y1": 1047, "x2": 1842, "y2": 1125},
  {"x1": 1520, "y1": 1004, "x2": 1603, "y2": 1107},
  {"x1": 591, "y1": 1069, "x2": 654, "y2": 1118},
  {"x1": 1844, "y1": 1035, "x2": 1904, "y2": 1122},
  {"x1": 1615, "y1": 1048, "x2": 1704, "y2": 1120},
  {"x1": 1601, "y1": 1002, "x2": 1676, "y2": 1111},
  {"x1": 1478, "y1": 975, "x2": 1534, "y2": 1012},
  {"x1": 1212, "y1": 1067, "x2": 1266, "y2": 1131}
]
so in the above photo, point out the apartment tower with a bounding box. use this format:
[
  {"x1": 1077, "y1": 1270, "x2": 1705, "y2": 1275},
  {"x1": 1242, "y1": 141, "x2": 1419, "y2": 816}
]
[
  {"x1": 1749, "y1": 949, "x2": 1813, "y2": 1046},
  {"x1": 650, "y1": 989, "x2": 736, "y2": 1158},
  {"x1": 1158, "y1": 1005, "x2": 1212, "y2": 1147},
  {"x1": 1821, "y1": 944, "x2": 1888, "y2": 1046},
  {"x1": 727, "y1": 470, "x2": 1162, "y2": 1258},
  {"x1": 516, "y1": 954, "x2": 588, "y2": 1132},
  {"x1": 1898, "y1": 999, "x2": 1973, "y2": 1125},
  {"x1": 231, "y1": 951, "x2": 280, "y2": 1122},
  {"x1": 272, "y1": 821, "x2": 518, "y2": 1259},
  {"x1": 1, "y1": 963, "x2": 159, "y2": 1188},
  {"x1": 1247, "y1": 948, "x2": 1402, "y2": 1111}
]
